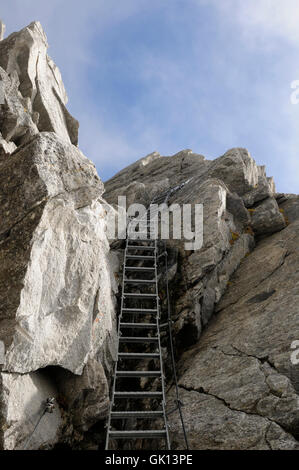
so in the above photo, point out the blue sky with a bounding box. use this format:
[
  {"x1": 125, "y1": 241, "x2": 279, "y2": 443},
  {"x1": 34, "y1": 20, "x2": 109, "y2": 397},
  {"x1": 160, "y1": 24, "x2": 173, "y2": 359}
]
[{"x1": 2, "y1": 0, "x2": 299, "y2": 193}]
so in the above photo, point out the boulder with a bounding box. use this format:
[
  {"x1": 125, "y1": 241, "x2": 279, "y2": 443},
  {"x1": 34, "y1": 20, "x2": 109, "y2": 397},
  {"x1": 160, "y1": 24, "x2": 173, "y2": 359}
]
[
  {"x1": 250, "y1": 197, "x2": 286, "y2": 236},
  {"x1": 0, "y1": 132, "x2": 117, "y2": 376},
  {"x1": 208, "y1": 148, "x2": 260, "y2": 195},
  {"x1": 243, "y1": 176, "x2": 274, "y2": 207}
]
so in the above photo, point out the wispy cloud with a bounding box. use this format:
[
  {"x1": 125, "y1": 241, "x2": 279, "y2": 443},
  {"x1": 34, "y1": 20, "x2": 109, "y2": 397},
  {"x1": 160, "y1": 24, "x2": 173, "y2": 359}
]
[
  {"x1": 1, "y1": 1, "x2": 299, "y2": 193},
  {"x1": 203, "y1": 0, "x2": 299, "y2": 47}
]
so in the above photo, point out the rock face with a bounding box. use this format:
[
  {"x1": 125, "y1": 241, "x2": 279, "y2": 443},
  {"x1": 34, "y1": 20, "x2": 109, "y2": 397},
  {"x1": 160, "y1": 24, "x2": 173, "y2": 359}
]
[
  {"x1": 0, "y1": 370, "x2": 62, "y2": 450},
  {"x1": 0, "y1": 21, "x2": 78, "y2": 146},
  {"x1": 0, "y1": 21, "x2": 117, "y2": 450},
  {"x1": 168, "y1": 216, "x2": 299, "y2": 449},
  {"x1": 0, "y1": 132, "x2": 117, "y2": 376},
  {"x1": 104, "y1": 147, "x2": 284, "y2": 349},
  {"x1": 1, "y1": 19, "x2": 298, "y2": 451},
  {"x1": 104, "y1": 147, "x2": 298, "y2": 450}
]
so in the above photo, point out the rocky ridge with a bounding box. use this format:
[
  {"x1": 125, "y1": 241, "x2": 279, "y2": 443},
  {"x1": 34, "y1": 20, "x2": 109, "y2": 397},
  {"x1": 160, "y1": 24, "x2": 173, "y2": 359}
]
[{"x1": 104, "y1": 148, "x2": 299, "y2": 450}]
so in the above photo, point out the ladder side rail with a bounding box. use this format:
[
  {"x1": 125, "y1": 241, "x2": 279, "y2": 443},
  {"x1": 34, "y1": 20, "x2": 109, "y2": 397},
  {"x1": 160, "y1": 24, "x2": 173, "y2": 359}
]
[
  {"x1": 163, "y1": 239, "x2": 189, "y2": 450},
  {"x1": 152, "y1": 188, "x2": 189, "y2": 450},
  {"x1": 155, "y1": 239, "x2": 171, "y2": 450},
  {"x1": 105, "y1": 237, "x2": 129, "y2": 449}
]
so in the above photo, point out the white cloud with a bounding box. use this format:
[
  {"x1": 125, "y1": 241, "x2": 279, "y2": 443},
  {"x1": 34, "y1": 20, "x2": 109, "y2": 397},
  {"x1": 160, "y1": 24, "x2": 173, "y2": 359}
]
[{"x1": 203, "y1": 0, "x2": 299, "y2": 47}]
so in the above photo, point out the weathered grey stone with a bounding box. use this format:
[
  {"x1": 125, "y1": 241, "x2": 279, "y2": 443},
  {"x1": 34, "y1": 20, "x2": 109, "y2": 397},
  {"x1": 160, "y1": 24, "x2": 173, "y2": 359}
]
[
  {"x1": 0, "y1": 132, "x2": 117, "y2": 376},
  {"x1": 180, "y1": 179, "x2": 230, "y2": 285},
  {"x1": 201, "y1": 287, "x2": 215, "y2": 326},
  {"x1": 168, "y1": 220, "x2": 299, "y2": 449},
  {"x1": 56, "y1": 359, "x2": 109, "y2": 432},
  {"x1": 0, "y1": 131, "x2": 16, "y2": 160},
  {"x1": 173, "y1": 306, "x2": 202, "y2": 348},
  {"x1": 178, "y1": 348, "x2": 298, "y2": 429},
  {"x1": 0, "y1": 131, "x2": 118, "y2": 450},
  {"x1": 167, "y1": 387, "x2": 298, "y2": 450},
  {"x1": 215, "y1": 233, "x2": 255, "y2": 302},
  {"x1": 104, "y1": 149, "x2": 209, "y2": 205},
  {"x1": 0, "y1": 369, "x2": 62, "y2": 450},
  {"x1": 226, "y1": 192, "x2": 250, "y2": 229},
  {"x1": 250, "y1": 197, "x2": 286, "y2": 235},
  {"x1": 0, "y1": 20, "x2": 119, "y2": 451},
  {"x1": 104, "y1": 148, "x2": 275, "y2": 362},
  {"x1": 243, "y1": 176, "x2": 274, "y2": 207},
  {"x1": 2, "y1": 17, "x2": 298, "y2": 452},
  {"x1": 0, "y1": 22, "x2": 78, "y2": 145},
  {"x1": 278, "y1": 194, "x2": 299, "y2": 224},
  {"x1": 215, "y1": 236, "x2": 287, "y2": 312},
  {"x1": 0, "y1": 66, "x2": 39, "y2": 145},
  {"x1": 208, "y1": 148, "x2": 261, "y2": 196}
]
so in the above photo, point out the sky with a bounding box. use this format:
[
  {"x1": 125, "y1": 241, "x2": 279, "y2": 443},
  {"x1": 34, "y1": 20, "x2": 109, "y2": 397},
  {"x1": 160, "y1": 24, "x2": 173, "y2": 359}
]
[{"x1": 1, "y1": 0, "x2": 299, "y2": 193}]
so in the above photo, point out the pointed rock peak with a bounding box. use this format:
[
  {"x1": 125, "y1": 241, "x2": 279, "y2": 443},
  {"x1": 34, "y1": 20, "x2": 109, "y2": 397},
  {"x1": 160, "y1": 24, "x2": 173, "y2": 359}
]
[
  {"x1": 0, "y1": 19, "x2": 5, "y2": 41},
  {"x1": 140, "y1": 151, "x2": 161, "y2": 166},
  {"x1": 173, "y1": 149, "x2": 193, "y2": 157},
  {"x1": 0, "y1": 20, "x2": 78, "y2": 145},
  {"x1": 26, "y1": 20, "x2": 48, "y2": 46}
]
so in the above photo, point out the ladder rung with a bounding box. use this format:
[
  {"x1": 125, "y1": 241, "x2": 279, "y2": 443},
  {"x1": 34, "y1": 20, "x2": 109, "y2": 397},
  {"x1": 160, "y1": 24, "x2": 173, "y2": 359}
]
[
  {"x1": 127, "y1": 239, "x2": 155, "y2": 244},
  {"x1": 127, "y1": 245, "x2": 155, "y2": 250},
  {"x1": 116, "y1": 370, "x2": 161, "y2": 377},
  {"x1": 122, "y1": 308, "x2": 158, "y2": 314},
  {"x1": 106, "y1": 230, "x2": 170, "y2": 450},
  {"x1": 125, "y1": 267, "x2": 155, "y2": 272},
  {"x1": 119, "y1": 337, "x2": 158, "y2": 343},
  {"x1": 114, "y1": 391, "x2": 163, "y2": 398},
  {"x1": 118, "y1": 352, "x2": 160, "y2": 359},
  {"x1": 108, "y1": 430, "x2": 166, "y2": 439},
  {"x1": 120, "y1": 323, "x2": 157, "y2": 329},
  {"x1": 127, "y1": 237, "x2": 158, "y2": 241},
  {"x1": 111, "y1": 411, "x2": 164, "y2": 419},
  {"x1": 124, "y1": 293, "x2": 157, "y2": 298}
]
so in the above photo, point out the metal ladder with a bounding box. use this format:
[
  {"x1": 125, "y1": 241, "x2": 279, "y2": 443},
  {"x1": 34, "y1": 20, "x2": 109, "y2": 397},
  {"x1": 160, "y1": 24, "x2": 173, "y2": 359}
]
[{"x1": 105, "y1": 211, "x2": 171, "y2": 449}]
